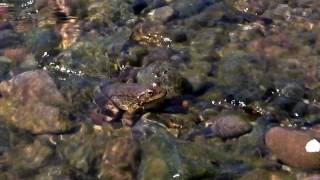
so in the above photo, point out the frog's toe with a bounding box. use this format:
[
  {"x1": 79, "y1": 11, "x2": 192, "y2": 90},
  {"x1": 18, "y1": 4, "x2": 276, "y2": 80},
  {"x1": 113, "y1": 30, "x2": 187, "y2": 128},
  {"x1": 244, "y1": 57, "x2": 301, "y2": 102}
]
[{"x1": 122, "y1": 113, "x2": 136, "y2": 127}]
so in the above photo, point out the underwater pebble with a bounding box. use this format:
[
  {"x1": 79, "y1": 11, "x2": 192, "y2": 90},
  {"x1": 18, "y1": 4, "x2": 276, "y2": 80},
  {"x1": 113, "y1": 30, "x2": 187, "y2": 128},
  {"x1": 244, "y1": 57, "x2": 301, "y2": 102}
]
[
  {"x1": 148, "y1": 6, "x2": 175, "y2": 22},
  {"x1": 265, "y1": 127, "x2": 320, "y2": 169},
  {"x1": 0, "y1": 70, "x2": 70, "y2": 134},
  {"x1": 207, "y1": 115, "x2": 252, "y2": 139},
  {"x1": 100, "y1": 135, "x2": 140, "y2": 180}
]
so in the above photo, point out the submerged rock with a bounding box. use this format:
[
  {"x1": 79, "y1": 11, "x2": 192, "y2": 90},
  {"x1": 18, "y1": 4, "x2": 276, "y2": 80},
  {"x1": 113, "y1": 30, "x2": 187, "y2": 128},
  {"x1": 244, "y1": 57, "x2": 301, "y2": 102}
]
[
  {"x1": 132, "y1": 21, "x2": 171, "y2": 47},
  {"x1": 148, "y1": 6, "x2": 175, "y2": 22},
  {"x1": 34, "y1": 165, "x2": 72, "y2": 180},
  {"x1": 0, "y1": 119, "x2": 10, "y2": 155},
  {"x1": 0, "y1": 70, "x2": 71, "y2": 134},
  {"x1": 6, "y1": 140, "x2": 53, "y2": 173},
  {"x1": 137, "y1": 61, "x2": 184, "y2": 98},
  {"x1": 100, "y1": 134, "x2": 140, "y2": 180},
  {"x1": 0, "y1": 30, "x2": 22, "y2": 49},
  {"x1": 265, "y1": 127, "x2": 320, "y2": 169},
  {"x1": 0, "y1": 70, "x2": 65, "y2": 104},
  {"x1": 133, "y1": 119, "x2": 218, "y2": 179},
  {"x1": 49, "y1": 35, "x2": 118, "y2": 78},
  {"x1": 214, "y1": 51, "x2": 269, "y2": 103},
  {"x1": 207, "y1": 114, "x2": 253, "y2": 139},
  {"x1": 57, "y1": 123, "x2": 112, "y2": 174}
]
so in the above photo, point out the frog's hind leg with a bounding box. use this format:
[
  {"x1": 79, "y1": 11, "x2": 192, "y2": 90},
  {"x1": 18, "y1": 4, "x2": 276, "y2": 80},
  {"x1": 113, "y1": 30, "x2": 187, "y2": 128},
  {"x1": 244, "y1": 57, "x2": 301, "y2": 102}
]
[{"x1": 103, "y1": 99, "x2": 121, "y2": 121}]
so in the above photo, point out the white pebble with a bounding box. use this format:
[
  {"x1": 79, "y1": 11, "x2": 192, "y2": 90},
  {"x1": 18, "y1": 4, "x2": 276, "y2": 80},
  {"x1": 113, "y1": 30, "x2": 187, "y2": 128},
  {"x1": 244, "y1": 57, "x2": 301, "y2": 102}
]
[{"x1": 305, "y1": 139, "x2": 320, "y2": 153}]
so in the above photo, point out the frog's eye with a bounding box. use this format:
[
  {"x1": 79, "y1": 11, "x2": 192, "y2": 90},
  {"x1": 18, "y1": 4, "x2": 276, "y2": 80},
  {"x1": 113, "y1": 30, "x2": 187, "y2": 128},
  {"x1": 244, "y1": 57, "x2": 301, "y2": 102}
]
[{"x1": 146, "y1": 89, "x2": 154, "y2": 96}]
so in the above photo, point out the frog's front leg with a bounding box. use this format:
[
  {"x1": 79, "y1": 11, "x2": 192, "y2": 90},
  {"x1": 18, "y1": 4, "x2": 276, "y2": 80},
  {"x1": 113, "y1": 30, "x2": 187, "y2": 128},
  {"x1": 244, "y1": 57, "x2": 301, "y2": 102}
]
[
  {"x1": 103, "y1": 99, "x2": 121, "y2": 119},
  {"x1": 122, "y1": 111, "x2": 136, "y2": 127},
  {"x1": 91, "y1": 99, "x2": 121, "y2": 125}
]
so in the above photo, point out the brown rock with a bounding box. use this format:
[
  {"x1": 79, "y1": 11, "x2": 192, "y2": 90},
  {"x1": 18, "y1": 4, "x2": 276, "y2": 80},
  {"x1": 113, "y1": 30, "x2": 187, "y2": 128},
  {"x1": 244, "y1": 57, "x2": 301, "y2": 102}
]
[
  {"x1": 148, "y1": 6, "x2": 175, "y2": 22},
  {"x1": 303, "y1": 174, "x2": 320, "y2": 180},
  {"x1": 265, "y1": 127, "x2": 320, "y2": 169},
  {"x1": 0, "y1": 70, "x2": 65, "y2": 104},
  {"x1": 7, "y1": 140, "x2": 53, "y2": 171},
  {"x1": 0, "y1": 70, "x2": 70, "y2": 134},
  {"x1": 309, "y1": 124, "x2": 320, "y2": 140},
  {"x1": 100, "y1": 136, "x2": 140, "y2": 180},
  {"x1": 2, "y1": 47, "x2": 27, "y2": 64},
  {"x1": 208, "y1": 115, "x2": 252, "y2": 139}
]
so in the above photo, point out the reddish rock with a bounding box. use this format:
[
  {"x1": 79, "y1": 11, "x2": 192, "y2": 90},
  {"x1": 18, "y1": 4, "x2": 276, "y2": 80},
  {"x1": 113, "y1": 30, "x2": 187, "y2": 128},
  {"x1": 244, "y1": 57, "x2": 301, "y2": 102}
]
[
  {"x1": 303, "y1": 174, "x2": 320, "y2": 180},
  {"x1": 2, "y1": 47, "x2": 27, "y2": 64},
  {"x1": 265, "y1": 127, "x2": 320, "y2": 169},
  {"x1": 100, "y1": 136, "x2": 140, "y2": 180},
  {"x1": 0, "y1": 70, "x2": 65, "y2": 104},
  {"x1": 208, "y1": 115, "x2": 252, "y2": 139},
  {"x1": 0, "y1": 70, "x2": 70, "y2": 134},
  {"x1": 309, "y1": 124, "x2": 320, "y2": 140}
]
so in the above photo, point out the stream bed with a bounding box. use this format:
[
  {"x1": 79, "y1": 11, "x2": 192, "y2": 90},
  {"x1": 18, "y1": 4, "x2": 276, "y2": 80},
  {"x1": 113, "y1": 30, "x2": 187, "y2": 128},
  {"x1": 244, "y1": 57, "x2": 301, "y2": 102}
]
[{"x1": 0, "y1": 0, "x2": 319, "y2": 179}]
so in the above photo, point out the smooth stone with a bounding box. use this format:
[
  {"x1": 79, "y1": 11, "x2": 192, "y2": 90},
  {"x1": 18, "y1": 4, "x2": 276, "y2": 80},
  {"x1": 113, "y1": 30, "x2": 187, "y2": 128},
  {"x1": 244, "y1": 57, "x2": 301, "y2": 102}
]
[
  {"x1": 208, "y1": 115, "x2": 252, "y2": 139},
  {"x1": 0, "y1": 70, "x2": 65, "y2": 104},
  {"x1": 148, "y1": 6, "x2": 175, "y2": 22},
  {"x1": 265, "y1": 127, "x2": 320, "y2": 169},
  {"x1": 0, "y1": 70, "x2": 70, "y2": 134}
]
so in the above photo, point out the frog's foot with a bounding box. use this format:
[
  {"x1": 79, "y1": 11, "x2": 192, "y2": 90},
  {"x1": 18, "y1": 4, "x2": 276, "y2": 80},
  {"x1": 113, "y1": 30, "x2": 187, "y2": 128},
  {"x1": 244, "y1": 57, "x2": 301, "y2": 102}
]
[
  {"x1": 90, "y1": 102, "x2": 121, "y2": 125},
  {"x1": 104, "y1": 100, "x2": 120, "y2": 117},
  {"x1": 90, "y1": 108, "x2": 112, "y2": 125},
  {"x1": 122, "y1": 112, "x2": 136, "y2": 127}
]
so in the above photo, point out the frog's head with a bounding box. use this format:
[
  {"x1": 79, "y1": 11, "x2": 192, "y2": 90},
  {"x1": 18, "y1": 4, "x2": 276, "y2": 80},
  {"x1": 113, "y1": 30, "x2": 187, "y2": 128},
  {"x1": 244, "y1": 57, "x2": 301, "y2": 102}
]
[{"x1": 137, "y1": 83, "x2": 166, "y2": 106}]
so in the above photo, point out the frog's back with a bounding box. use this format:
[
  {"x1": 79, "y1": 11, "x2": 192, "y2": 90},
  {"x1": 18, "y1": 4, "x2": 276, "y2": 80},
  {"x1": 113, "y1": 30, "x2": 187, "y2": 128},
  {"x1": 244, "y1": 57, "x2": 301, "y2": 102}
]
[{"x1": 101, "y1": 83, "x2": 148, "y2": 98}]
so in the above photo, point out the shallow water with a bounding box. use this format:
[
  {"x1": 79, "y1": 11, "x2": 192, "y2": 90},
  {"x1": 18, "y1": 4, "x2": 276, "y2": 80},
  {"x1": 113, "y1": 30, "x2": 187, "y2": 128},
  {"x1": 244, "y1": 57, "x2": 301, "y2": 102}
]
[{"x1": 0, "y1": 0, "x2": 319, "y2": 179}]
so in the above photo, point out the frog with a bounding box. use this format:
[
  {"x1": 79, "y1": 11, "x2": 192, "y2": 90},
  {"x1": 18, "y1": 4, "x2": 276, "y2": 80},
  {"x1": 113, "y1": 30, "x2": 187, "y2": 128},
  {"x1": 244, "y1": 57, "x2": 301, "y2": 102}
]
[{"x1": 91, "y1": 82, "x2": 166, "y2": 127}]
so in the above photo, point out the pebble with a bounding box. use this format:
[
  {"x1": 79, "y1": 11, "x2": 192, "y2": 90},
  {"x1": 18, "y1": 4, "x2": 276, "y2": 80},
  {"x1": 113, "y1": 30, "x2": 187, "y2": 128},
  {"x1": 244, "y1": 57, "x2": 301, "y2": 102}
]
[
  {"x1": 0, "y1": 70, "x2": 70, "y2": 134},
  {"x1": 265, "y1": 127, "x2": 320, "y2": 169},
  {"x1": 207, "y1": 115, "x2": 252, "y2": 139},
  {"x1": 148, "y1": 6, "x2": 175, "y2": 22}
]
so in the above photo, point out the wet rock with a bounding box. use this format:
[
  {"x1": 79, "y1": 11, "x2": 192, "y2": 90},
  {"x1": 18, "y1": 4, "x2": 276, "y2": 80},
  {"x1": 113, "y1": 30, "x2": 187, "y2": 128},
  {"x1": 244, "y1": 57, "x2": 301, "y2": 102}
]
[
  {"x1": 0, "y1": 30, "x2": 22, "y2": 49},
  {"x1": 0, "y1": 56, "x2": 11, "y2": 80},
  {"x1": 189, "y1": 28, "x2": 221, "y2": 61},
  {"x1": 139, "y1": 48, "x2": 171, "y2": 66},
  {"x1": 6, "y1": 140, "x2": 53, "y2": 173},
  {"x1": 214, "y1": 51, "x2": 269, "y2": 103},
  {"x1": 239, "y1": 169, "x2": 294, "y2": 180},
  {"x1": 49, "y1": 35, "x2": 118, "y2": 78},
  {"x1": 132, "y1": 21, "x2": 171, "y2": 47},
  {"x1": 0, "y1": 120, "x2": 10, "y2": 155},
  {"x1": 57, "y1": 123, "x2": 113, "y2": 173},
  {"x1": 55, "y1": 75, "x2": 100, "y2": 117},
  {"x1": 265, "y1": 127, "x2": 320, "y2": 169},
  {"x1": 27, "y1": 28, "x2": 60, "y2": 61},
  {"x1": 276, "y1": 82, "x2": 306, "y2": 99},
  {"x1": 0, "y1": 70, "x2": 71, "y2": 134},
  {"x1": 172, "y1": 0, "x2": 214, "y2": 18},
  {"x1": 145, "y1": 112, "x2": 198, "y2": 137},
  {"x1": 0, "y1": 70, "x2": 65, "y2": 104},
  {"x1": 34, "y1": 165, "x2": 72, "y2": 180},
  {"x1": 131, "y1": 0, "x2": 148, "y2": 14},
  {"x1": 137, "y1": 61, "x2": 184, "y2": 98},
  {"x1": 87, "y1": 0, "x2": 136, "y2": 26},
  {"x1": 180, "y1": 61, "x2": 213, "y2": 93},
  {"x1": 207, "y1": 114, "x2": 253, "y2": 139},
  {"x1": 229, "y1": 0, "x2": 268, "y2": 15},
  {"x1": 100, "y1": 134, "x2": 140, "y2": 180},
  {"x1": 302, "y1": 173, "x2": 320, "y2": 180},
  {"x1": 2, "y1": 47, "x2": 27, "y2": 65},
  {"x1": 148, "y1": 6, "x2": 175, "y2": 22},
  {"x1": 103, "y1": 26, "x2": 132, "y2": 56},
  {"x1": 309, "y1": 124, "x2": 320, "y2": 139},
  {"x1": 133, "y1": 119, "x2": 217, "y2": 179}
]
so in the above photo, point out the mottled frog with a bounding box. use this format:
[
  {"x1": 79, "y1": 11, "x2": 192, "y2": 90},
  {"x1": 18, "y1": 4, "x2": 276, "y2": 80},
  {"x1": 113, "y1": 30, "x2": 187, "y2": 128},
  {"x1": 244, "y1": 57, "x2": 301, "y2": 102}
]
[{"x1": 92, "y1": 82, "x2": 166, "y2": 127}]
